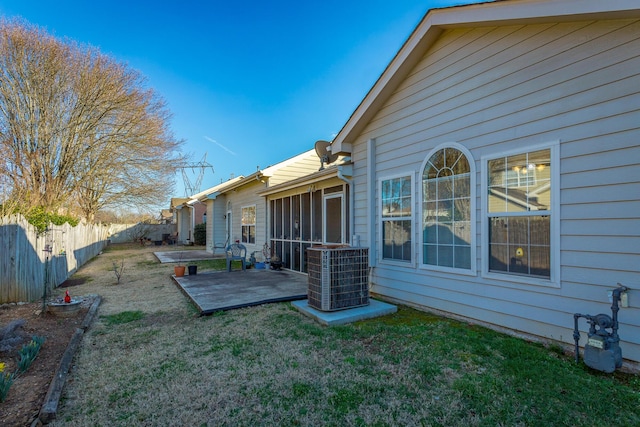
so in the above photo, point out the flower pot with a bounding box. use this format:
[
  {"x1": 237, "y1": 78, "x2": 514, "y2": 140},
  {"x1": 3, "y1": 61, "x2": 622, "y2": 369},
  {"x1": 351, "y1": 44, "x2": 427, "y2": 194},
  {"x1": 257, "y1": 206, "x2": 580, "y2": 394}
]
[
  {"x1": 174, "y1": 266, "x2": 186, "y2": 277},
  {"x1": 188, "y1": 265, "x2": 197, "y2": 275}
]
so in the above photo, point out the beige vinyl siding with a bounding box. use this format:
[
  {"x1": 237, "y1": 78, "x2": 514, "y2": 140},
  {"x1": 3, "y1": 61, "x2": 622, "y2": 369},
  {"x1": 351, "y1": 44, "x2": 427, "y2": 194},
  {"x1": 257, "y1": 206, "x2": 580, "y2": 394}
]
[
  {"x1": 371, "y1": 21, "x2": 639, "y2": 143},
  {"x1": 225, "y1": 181, "x2": 266, "y2": 255},
  {"x1": 205, "y1": 200, "x2": 214, "y2": 251},
  {"x1": 351, "y1": 149, "x2": 370, "y2": 248},
  {"x1": 204, "y1": 197, "x2": 229, "y2": 253},
  {"x1": 176, "y1": 207, "x2": 191, "y2": 244},
  {"x1": 350, "y1": 19, "x2": 640, "y2": 362}
]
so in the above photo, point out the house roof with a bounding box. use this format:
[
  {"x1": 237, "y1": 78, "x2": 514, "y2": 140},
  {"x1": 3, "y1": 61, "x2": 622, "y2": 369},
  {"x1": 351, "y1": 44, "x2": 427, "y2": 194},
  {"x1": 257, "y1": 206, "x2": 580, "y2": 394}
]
[
  {"x1": 257, "y1": 163, "x2": 346, "y2": 196},
  {"x1": 199, "y1": 148, "x2": 319, "y2": 197},
  {"x1": 261, "y1": 148, "x2": 317, "y2": 176},
  {"x1": 330, "y1": 0, "x2": 640, "y2": 154},
  {"x1": 192, "y1": 176, "x2": 245, "y2": 201},
  {"x1": 170, "y1": 197, "x2": 190, "y2": 209}
]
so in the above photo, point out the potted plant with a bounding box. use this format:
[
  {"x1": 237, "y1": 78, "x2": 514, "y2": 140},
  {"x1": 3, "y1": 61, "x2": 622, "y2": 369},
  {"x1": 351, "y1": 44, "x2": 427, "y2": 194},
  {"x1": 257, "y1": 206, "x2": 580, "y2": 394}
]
[
  {"x1": 270, "y1": 254, "x2": 282, "y2": 270},
  {"x1": 187, "y1": 264, "x2": 197, "y2": 275},
  {"x1": 174, "y1": 251, "x2": 186, "y2": 277}
]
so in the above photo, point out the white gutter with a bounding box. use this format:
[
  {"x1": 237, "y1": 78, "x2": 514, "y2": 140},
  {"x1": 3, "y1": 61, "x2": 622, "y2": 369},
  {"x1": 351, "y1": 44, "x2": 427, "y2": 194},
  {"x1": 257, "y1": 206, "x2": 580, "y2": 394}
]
[
  {"x1": 187, "y1": 204, "x2": 195, "y2": 242},
  {"x1": 367, "y1": 138, "x2": 377, "y2": 267},
  {"x1": 337, "y1": 163, "x2": 354, "y2": 246}
]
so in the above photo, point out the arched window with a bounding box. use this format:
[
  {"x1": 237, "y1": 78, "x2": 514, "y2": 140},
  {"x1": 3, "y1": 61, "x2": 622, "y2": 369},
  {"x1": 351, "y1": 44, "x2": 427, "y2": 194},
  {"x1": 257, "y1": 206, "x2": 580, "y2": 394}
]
[{"x1": 422, "y1": 145, "x2": 473, "y2": 270}]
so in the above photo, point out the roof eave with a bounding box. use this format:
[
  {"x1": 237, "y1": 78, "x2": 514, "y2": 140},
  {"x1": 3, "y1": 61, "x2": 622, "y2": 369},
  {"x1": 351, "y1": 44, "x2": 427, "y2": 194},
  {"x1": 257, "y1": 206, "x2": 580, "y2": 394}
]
[
  {"x1": 257, "y1": 163, "x2": 351, "y2": 196},
  {"x1": 330, "y1": 0, "x2": 640, "y2": 155}
]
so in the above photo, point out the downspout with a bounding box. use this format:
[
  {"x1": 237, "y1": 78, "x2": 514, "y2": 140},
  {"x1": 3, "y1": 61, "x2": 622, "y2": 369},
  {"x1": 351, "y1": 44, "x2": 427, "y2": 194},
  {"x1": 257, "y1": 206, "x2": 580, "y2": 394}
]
[
  {"x1": 175, "y1": 205, "x2": 186, "y2": 244},
  {"x1": 367, "y1": 138, "x2": 377, "y2": 266},
  {"x1": 206, "y1": 192, "x2": 219, "y2": 251},
  {"x1": 187, "y1": 204, "x2": 195, "y2": 243},
  {"x1": 337, "y1": 163, "x2": 354, "y2": 246},
  {"x1": 259, "y1": 177, "x2": 269, "y2": 259}
]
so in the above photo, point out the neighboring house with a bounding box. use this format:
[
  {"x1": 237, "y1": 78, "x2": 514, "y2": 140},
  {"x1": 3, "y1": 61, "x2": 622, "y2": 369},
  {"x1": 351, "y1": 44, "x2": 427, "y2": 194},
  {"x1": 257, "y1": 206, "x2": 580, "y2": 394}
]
[
  {"x1": 329, "y1": 0, "x2": 640, "y2": 366},
  {"x1": 171, "y1": 197, "x2": 207, "y2": 245},
  {"x1": 195, "y1": 176, "x2": 245, "y2": 253},
  {"x1": 159, "y1": 209, "x2": 174, "y2": 225},
  {"x1": 196, "y1": 149, "x2": 323, "y2": 261}
]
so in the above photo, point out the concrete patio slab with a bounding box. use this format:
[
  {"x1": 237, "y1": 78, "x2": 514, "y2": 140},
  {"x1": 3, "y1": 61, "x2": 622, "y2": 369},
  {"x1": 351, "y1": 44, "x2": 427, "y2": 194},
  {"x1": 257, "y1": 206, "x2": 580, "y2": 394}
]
[
  {"x1": 154, "y1": 250, "x2": 221, "y2": 263},
  {"x1": 172, "y1": 269, "x2": 308, "y2": 315},
  {"x1": 291, "y1": 299, "x2": 398, "y2": 326}
]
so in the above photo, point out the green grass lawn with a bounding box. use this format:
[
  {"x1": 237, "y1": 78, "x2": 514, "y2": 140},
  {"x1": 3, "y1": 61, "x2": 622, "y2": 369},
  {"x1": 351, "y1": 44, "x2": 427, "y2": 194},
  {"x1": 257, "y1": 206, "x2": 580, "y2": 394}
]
[
  {"x1": 51, "y1": 244, "x2": 639, "y2": 426},
  {"x1": 60, "y1": 303, "x2": 639, "y2": 426}
]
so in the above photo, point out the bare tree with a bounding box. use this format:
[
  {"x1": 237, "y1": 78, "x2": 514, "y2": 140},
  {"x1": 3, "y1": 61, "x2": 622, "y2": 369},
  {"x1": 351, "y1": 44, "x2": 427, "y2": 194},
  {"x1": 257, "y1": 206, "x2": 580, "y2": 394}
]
[{"x1": 0, "y1": 18, "x2": 185, "y2": 220}]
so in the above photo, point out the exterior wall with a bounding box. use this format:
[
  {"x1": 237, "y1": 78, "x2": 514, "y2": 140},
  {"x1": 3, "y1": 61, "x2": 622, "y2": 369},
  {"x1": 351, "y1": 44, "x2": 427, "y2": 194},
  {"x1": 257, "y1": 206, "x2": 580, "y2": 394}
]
[
  {"x1": 350, "y1": 20, "x2": 640, "y2": 364},
  {"x1": 175, "y1": 206, "x2": 191, "y2": 244},
  {"x1": 204, "y1": 196, "x2": 230, "y2": 254},
  {"x1": 224, "y1": 180, "x2": 268, "y2": 259},
  {"x1": 205, "y1": 200, "x2": 213, "y2": 252}
]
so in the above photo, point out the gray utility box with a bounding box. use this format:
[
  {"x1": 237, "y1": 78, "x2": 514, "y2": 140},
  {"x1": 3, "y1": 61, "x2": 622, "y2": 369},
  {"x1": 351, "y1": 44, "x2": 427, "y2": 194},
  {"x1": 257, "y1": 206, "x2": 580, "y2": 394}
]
[{"x1": 307, "y1": 246, "x2": 369, "y2": 312}]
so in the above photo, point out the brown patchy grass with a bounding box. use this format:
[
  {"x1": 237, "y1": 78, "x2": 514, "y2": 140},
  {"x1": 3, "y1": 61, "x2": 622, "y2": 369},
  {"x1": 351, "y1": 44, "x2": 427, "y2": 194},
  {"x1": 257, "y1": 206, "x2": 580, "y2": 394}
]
[
  {"x1": 49, "y1": 244, "x2": 639, "y2": 426},
  {"x1": 62, "y1": 243, "x2": 195, "y2": 316}
]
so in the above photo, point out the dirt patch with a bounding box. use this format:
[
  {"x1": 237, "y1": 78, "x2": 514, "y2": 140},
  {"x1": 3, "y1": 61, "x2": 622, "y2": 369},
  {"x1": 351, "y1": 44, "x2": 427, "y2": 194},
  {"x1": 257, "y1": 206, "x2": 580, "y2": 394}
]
[
  {"x1": 58, "y1": 277, "x2": 89, "y2": 288},
  {"x1": 0, "y1": 299, "x2": 92, "y2": 427}
]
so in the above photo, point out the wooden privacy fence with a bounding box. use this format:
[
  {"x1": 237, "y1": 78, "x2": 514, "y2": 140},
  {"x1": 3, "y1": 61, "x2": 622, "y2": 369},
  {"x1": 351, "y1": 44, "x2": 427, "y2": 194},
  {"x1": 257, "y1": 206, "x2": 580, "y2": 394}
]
[
  {"x1": 0, "y1": 215, "x2": 110, "y2": 304},
  {"x1": 107, "y1": 223, "x2": 177, "y2": 244}
]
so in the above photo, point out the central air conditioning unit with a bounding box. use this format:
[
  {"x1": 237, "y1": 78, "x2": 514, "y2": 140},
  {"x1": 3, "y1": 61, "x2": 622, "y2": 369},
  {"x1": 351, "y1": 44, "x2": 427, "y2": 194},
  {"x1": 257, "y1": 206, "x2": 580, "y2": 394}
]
[{"x1": 306, "y1": 246, "x2": 369, "y2": 312}]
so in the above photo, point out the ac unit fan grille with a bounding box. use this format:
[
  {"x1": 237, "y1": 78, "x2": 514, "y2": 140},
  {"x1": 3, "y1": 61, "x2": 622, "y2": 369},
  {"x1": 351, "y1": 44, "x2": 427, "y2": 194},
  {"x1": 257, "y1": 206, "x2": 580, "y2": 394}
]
[{"x1": 307, "y1": 247, "x2": 369, "y2": 311}]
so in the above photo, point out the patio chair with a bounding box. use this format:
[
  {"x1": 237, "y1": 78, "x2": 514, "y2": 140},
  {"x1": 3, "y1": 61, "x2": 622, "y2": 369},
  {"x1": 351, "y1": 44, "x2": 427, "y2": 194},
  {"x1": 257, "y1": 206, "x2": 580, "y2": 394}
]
[
  {"x1": 226, "y1": 243, "x2": 247, "y2": 272},
  {"x1": 213, "y1": 238, "x2": 229, "y2": 255},
  {"x1": 168, "y1": 232, "x2": 178, "y2": 245}
]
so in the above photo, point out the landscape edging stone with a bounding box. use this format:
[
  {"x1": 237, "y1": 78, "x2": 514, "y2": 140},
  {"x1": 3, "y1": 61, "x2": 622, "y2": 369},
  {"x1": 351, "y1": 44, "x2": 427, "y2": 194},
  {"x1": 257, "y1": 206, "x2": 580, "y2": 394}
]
[{"x1": 37, "y1": 295, "x2": 102, "y2": 424}]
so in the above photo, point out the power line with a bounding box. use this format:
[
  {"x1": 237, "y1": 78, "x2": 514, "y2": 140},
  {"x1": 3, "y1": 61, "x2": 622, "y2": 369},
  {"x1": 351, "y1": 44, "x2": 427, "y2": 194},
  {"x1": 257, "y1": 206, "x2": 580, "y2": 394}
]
[{"x1": 175, "y1": 153, "x2": 214, "y2": 196}]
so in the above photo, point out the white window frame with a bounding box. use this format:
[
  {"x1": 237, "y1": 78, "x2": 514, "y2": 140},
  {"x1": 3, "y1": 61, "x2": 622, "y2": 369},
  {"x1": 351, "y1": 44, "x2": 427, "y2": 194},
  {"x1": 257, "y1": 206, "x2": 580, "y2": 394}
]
[
  {"x1": 419, "y1": 143, "x2": 476, "y2": 276},
  {"x1": 241, "y1": 204, "x2": 256, "y2": 245},
  {"x1": 481, "y1": 140, "x2": 560, "y2": 288},
  {"x1": 379, "y1": 173, "x2": 414, "y2": 265}
]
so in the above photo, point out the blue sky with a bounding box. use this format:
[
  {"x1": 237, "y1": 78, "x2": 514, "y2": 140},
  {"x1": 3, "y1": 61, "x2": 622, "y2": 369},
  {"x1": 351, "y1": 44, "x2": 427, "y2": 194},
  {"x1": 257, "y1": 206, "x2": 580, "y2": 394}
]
[{"x1": 1, "y1": 0, "x2": 481, "y2": 200}]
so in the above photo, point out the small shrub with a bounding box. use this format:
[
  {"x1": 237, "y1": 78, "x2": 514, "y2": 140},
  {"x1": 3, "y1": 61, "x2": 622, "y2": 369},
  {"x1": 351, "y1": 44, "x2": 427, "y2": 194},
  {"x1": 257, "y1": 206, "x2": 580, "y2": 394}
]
[
  {"x1": 194, "y1": 223, "x2": 206, "y2": 245},
  {"x1": 112, "y1": 259, "x2": 125, "y2": 284},
  {"x1": 24, "y1": 206, "x2": 79, "y2": 233}
]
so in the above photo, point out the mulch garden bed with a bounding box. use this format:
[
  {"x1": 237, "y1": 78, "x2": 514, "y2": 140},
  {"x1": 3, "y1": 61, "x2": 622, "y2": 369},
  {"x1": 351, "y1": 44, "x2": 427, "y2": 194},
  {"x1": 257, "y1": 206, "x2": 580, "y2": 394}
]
[{"x1": 0, "y1": 299, "x2": 91, "y2": 426}]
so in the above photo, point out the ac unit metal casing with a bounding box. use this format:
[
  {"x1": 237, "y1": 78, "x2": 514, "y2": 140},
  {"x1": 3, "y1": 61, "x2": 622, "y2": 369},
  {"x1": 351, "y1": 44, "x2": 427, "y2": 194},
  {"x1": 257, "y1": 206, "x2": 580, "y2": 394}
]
[{"x1": 307, "y1": 246, "x2": 369, "y2": 311}]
